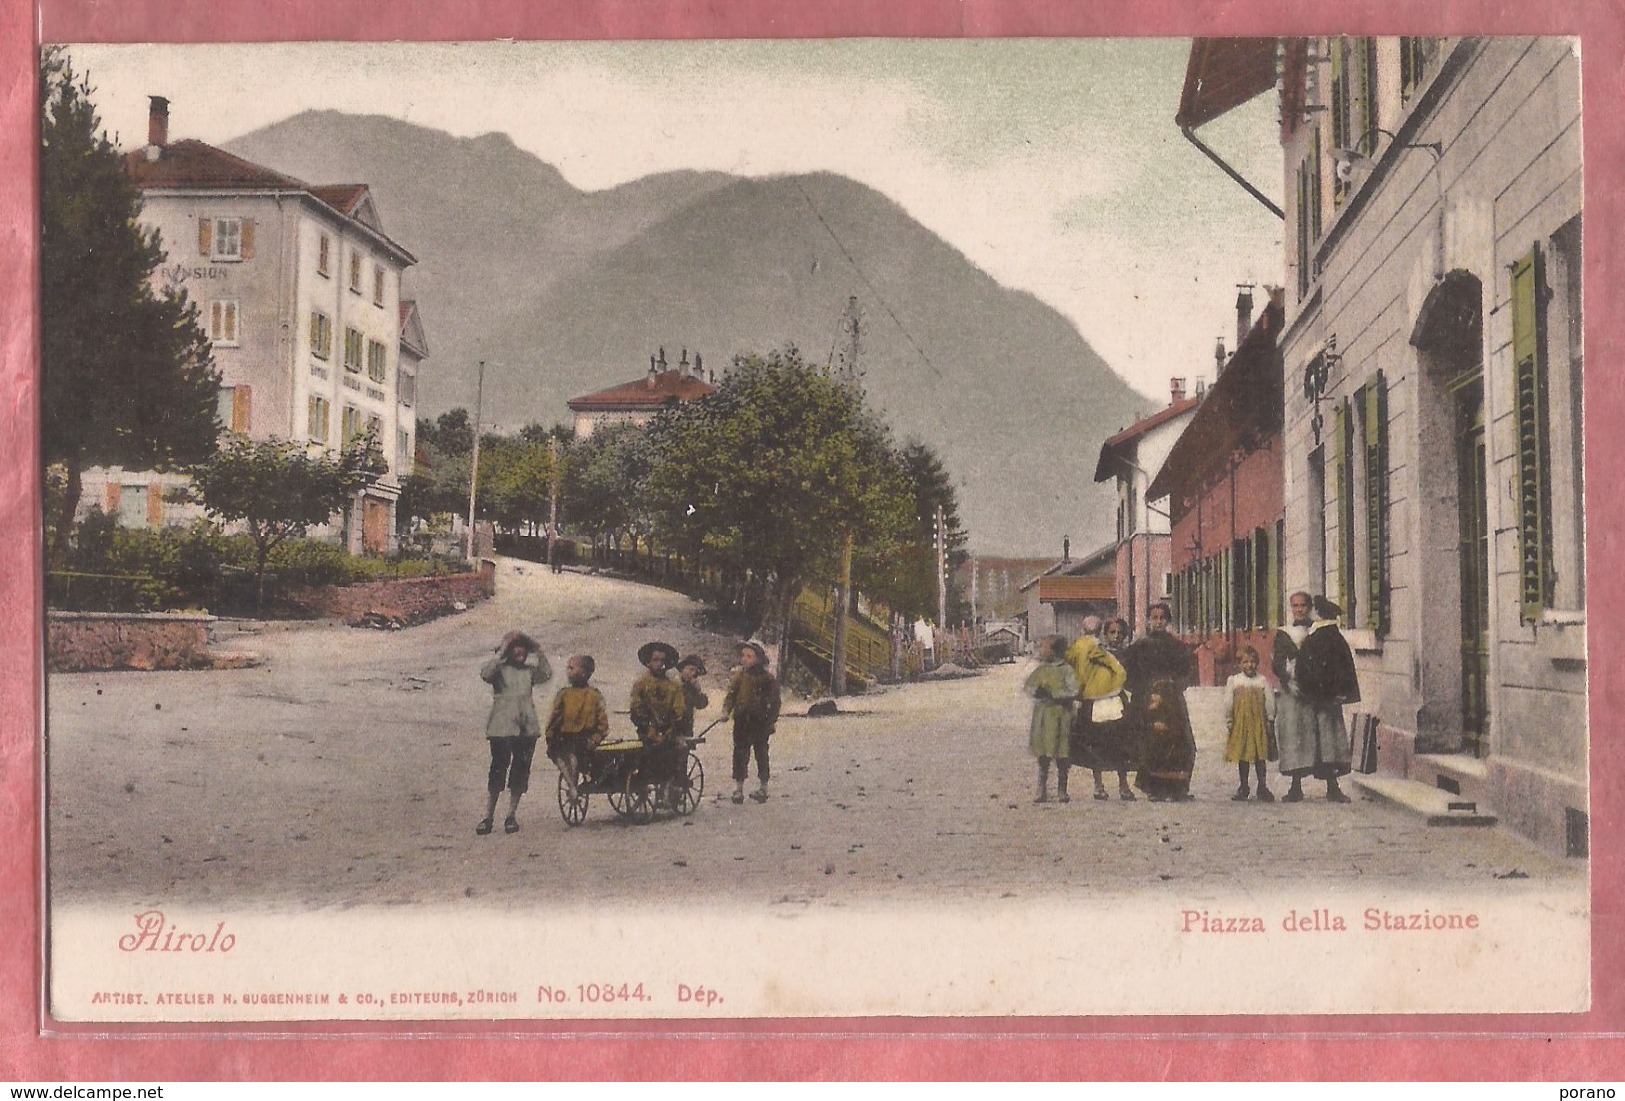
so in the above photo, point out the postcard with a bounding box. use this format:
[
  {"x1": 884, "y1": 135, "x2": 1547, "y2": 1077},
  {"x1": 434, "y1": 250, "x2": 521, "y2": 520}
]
[{"x1": 36, "y1": 34, "x2": 1593, "y2": 1026}]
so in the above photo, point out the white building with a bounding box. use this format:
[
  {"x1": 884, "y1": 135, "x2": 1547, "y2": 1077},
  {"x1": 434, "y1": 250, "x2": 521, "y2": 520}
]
[
  {"x1": 566, "y1": 349, "x2": 715, "y2": 439},
  {"x1": 1091, "y1": 381, "x2": 1199, "y2": 637},
  {"x1": 85, "y1": 96, "x2": 421, "y2": 554},
  {"x1": 1182, "y1": 37, "x2": 1585, "y2": 853}
]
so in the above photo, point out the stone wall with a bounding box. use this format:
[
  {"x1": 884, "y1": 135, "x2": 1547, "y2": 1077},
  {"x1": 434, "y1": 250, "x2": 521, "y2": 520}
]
[
  {"x1": 48, "y1": 611, "x2": 215, "y2": 672},
  {"x1": 284, "y1": 559, "x2": 495, "y2": 626}
]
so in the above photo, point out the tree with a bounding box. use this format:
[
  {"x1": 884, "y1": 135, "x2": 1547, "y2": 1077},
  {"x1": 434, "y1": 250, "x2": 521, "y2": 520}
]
[
  {"x1": 40, "y1": 48, "x2": 221, "y2": 565},
  {"x1": 644, "y1": 348, "x2": 914, "y2": 668},
  {"x1": 562, "y1": 423, "x2": 649, "y2": 564},
  {"x1": 858, "y1": 441, "x2": 970, "y2": 623},
  {"x1": 477, "y1": 436, "x2": 555, "y2": 535},
  {"x1": 189, "y1": 435, "x2": 385, "y2": 608}
]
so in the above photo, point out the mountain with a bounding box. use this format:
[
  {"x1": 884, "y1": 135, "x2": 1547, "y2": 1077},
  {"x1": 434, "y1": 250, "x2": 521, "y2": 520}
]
[{"x1": 225, "y1": 112, "x2": 1155, "y2": 556}]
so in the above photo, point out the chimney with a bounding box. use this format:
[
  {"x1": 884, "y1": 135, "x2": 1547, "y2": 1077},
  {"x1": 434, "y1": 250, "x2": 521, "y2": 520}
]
[
  {"x1": 1170, "y1": 377, "x2": 1186, "y2": 404},
  {"x1": 144, "y1": 96, "x2": 170, "y2": 161},
  {"x1": 656, "y1": 346, "x2": 668, "y2": 373},
  {"x1": 679, "y1": 348, "x2": 690, "y2": 374},
  {"x1": 1214, "y1": 338, "x2": 1227, "y2": 376},
  {"x1": 1062, "y1": 537, "x2": 1071, "y2": 563},
  {"x1": 1235, "y1": 284, "x2": 1255, "y2": 351},
  {"x1": 647, "y1": 354, "x2": 658, "y2": 389},
  {"x1": 147, "y1": 95, "x2": 169, "y2": 149},
  {"x1": 694, "y1": 351, "x2": 704, "y2": 379}
]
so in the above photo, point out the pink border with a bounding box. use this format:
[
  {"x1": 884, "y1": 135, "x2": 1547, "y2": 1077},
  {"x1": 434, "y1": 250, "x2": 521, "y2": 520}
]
[{"x1": 5, "y1": 0, "x2": 1624, "y2": 1080}]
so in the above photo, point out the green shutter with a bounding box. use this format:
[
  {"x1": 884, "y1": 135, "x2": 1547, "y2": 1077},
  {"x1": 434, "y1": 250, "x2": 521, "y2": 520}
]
[
  {"x1": 1360, "y1": 38, "x2": 1378, "y2": 145},
  {"x1": 1512, "y1": 246, "x2": 1551, "y2": 621},
  {"x1": 1330, "y1": 38, "x2": 1348, "y2": 152},
  {"x1": 1269, "y1": 521, "x2": 1283, "y2": 627},
  {"x1": 1333, "y1": 399, "x2": 1351, "y2": 619},
  {"x1": 1311, "y1": 127, "x2": 1324, "y2": 238},
  {"x1": 1365, "y1": 372, "x2": 1390, "y2": 633}
]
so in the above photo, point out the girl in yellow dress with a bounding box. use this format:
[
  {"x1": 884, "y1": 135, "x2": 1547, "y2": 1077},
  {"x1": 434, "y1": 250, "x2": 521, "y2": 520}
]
[{"x1": 1223, "y1": 645, "x2": 1276, "y2": 801}]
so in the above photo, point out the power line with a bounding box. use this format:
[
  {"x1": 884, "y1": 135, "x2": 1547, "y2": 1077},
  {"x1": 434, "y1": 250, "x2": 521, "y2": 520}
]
[{"x1": 792, "y1": 179, "x2": 943, "y2": 379}]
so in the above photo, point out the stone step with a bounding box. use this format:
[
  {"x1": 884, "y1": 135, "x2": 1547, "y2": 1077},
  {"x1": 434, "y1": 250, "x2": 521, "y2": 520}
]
[
  {"x1": 1414, "y1": 752, "x2": 1491, "y2": 805},
  {"x1": 1350, "y1": 775, "x2": 1498, "y2": 827}
]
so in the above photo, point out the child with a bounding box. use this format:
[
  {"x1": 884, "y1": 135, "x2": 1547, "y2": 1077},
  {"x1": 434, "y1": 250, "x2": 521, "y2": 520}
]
[
  {"x1": 669, "y1": 654, "x2": 710, "y2": 804},
  {"x1": 1136, "y1": 680, "x2": 1196, "y2": 802},
  {"x1": 1223, "y1": 645, "x2": 1277, "y2": 801},
  {"x1": 722, "y1": 640, "x2": 780, "y2": 804},
  {"x1": 545, "y1": 655, "x2": 609, "y2": 801},
  {"x1": 1024, "y1": 634, "x2": 1079, "y2": 803},
  {"x1": 478, "y1": 630, "x2": 553, "y2": 835},
  {"x1": 630, "y1": 641, "x2": 686, "y2": 798}
]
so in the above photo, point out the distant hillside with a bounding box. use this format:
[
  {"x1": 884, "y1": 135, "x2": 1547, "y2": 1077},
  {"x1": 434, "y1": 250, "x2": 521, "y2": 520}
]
[{"x1": 225, "y1": 112, "x2": 1156, "y2": 555}]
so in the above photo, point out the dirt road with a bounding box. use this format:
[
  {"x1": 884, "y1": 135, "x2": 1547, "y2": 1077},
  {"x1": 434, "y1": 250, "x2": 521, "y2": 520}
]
[{"x1": 47, "y1": 561, "x2": 1581, "y2": 913}]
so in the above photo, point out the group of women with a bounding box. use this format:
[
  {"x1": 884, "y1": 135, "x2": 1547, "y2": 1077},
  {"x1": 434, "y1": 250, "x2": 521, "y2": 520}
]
[
  {"x1": 1026, "y1": 601, "x2": 1196, "y2": 803},
  {"x1": 1025, "y1": 594, "x2": 1360, "y2": 804}
]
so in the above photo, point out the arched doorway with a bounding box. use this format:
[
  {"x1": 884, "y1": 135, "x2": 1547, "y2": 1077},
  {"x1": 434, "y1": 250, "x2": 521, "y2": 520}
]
[{"x1": 1410, "y1": 269, "x2": 1489, "y2": 755}]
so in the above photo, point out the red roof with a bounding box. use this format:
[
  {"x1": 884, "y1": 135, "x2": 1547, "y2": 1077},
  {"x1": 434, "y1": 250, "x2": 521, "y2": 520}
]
[
  {"x1": 309, "y1": 184, "x2": 370, "y2": 216},
  {"x1": 125, "y1": 139, "x2": 305, "y2": 191},
  {"x1": 1149, "y1": 292, "x2": 1286, "y2": 503},
  {"x1": 124, "y1": 140, "x2": 414, "y2": 264},
  {"x1": 1037, "y1": 575, "x2": 1117, "y2": 604},
  {"x1": 1093, "y1": 396, "x2": 1201, "y2": 482},
  {"x1": 567, "y1": 370, "x2": 717, "y2": 411}
]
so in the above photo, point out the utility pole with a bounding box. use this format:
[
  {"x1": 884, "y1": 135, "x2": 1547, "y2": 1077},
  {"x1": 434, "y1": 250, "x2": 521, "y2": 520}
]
[
  {"x1": 830, "y1": 528, "x2": 853, "y2": 696},
  {"x1": 935, "y1": 504, "x2": 947, "y2": 633},
  {"x1": 547, "y1": 435, "x2": 561, "y2": 573},
  {"x1": 465, "y1": 359, "x2": 485, "y2": 561}
]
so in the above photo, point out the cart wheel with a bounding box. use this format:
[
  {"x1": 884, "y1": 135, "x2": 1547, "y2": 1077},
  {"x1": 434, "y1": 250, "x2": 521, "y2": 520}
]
[
  {"x1": 624, "y1": 770, "x2": 657, "y2": 825},
  {"x1": 673, "y1": 752, "x2": 705, "y2": 816},
  {"x1": 557, "y1": 772, "x2": 588, "y2": 826},
  {"x1": 607, "y1": 788, "x2": 630, "y2": 817}
]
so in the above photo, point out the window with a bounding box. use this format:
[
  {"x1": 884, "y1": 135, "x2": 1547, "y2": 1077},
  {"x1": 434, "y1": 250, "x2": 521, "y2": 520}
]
[
  {"x1": 199, "y1": 216, "x2": 251, "y2": 262},
  {"x1": 1360, "y1": 374, "x2": 1391, "y2": 632},
  {"x1": 343, "y1": 327, "x2": 364, "y2": 374},
  {"x1": 208, "y1": 300, "x2": 239, "y2": 347},
  {"x1": 118, "y1": 485, "x2": 147, "y2": 528},
  {"x1": 341, "y1": 404, "x2": 364, "y2": 445},
  {"x1": 309, "y1": 311, "x2": 332, "y2": 360},
  {"x1": 1307, "y1": 445, "x2": 1328, "y2": 597},
  {"x1": 1400, "y1": 37, "x2": 1439, "y2": 102},
  {"x1": 308, "y1": 395, "x2": 331, "y2": 443},
  {"x1": 349, "y1": 252, "x2": 363, "y2": 293},
  {"x1": 1330, "y1": 39, "x2": 1352, "y2": 205},
  {"x1": 397, "y1": 429, "x2": 412, "y2": 473},
  {"x1": 1333, "y1": 398, "x2": 1356, "y2": 624},
  {"x1": 367, "y1": 339, "x2": 388, "y2": 383},
  {"x1": 318, "y1": 234, "x2": 332, "y2": 277},
  {"x1": 216, "y1": 385, "x2": 251, "y2": 434},
  {"x1": 1546, "y1": 217, "x2": 1585, "y2": 610},
  {"x1": 1253, "y1": 527, "x2": 1272, "y2": 629},
  {"x1": 1295, "y1": 128, "x2": 1324, "y2": 298},
  {"x1": 1514, "y1": 219, "x2": 1586, "y2": 617},
  {"x1": 373, "y1": 265, "x2": 386, "y2": 307},
  {"x1": 398, "y1": 367, "x2": 416, "y2": 407}
]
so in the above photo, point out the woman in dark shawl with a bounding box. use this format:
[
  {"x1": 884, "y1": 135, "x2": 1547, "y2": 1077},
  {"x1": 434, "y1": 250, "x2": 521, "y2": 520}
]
[
  {"x1": 1287, "y1": 595, "x2": 1360, "y2": 802},
  {"x1": 1125, "y1": 603, "x2": 1198, "y2": 801}
]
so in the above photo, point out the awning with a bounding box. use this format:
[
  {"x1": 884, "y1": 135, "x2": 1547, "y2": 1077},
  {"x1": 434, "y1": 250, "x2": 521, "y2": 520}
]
[
  {"x1": 1037, "y1": 575, "x2": 1116, "y2": 605},
  {"x1": 1176, "y1": 38, "x2": 1279, "y2": 130}
]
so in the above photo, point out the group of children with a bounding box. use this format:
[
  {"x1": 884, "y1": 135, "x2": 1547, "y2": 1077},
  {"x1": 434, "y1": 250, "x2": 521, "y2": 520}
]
[
  {"x1": 1026, "y1": 633, "x2": 1277, "y2": 804},
  {"x1": 476, "y1": 631, "x2": 781, "y2": 834}
]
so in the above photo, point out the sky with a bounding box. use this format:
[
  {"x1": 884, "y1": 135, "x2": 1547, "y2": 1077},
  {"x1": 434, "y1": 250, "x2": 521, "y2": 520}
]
[{"x1": 67, "y1": 39, "x2": 1285, "y2": 403}]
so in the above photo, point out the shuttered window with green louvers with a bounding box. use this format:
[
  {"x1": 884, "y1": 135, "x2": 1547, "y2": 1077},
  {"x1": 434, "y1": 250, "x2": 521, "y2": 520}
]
[
  {"x1": 1511, "y1": 246, "x2": 1552, "y2": 621},
  {"x1": 1331, "y1": 40, "x2": 1350, "y2": 207},
  {"x1": 1364, "y1": 372, "x2": 1390, "y2": 633},
  {"x1": 1334, "y1": 398, "x2": 1355, "y2": 623}
]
